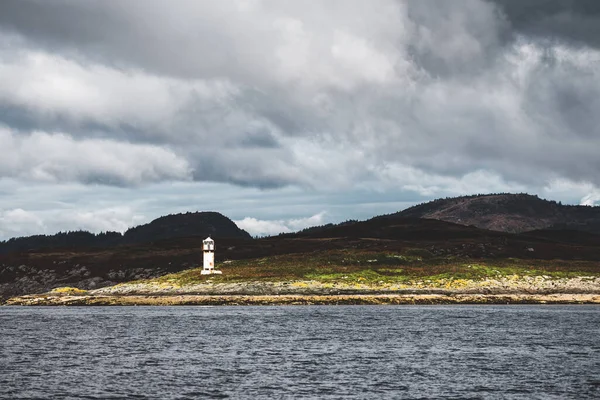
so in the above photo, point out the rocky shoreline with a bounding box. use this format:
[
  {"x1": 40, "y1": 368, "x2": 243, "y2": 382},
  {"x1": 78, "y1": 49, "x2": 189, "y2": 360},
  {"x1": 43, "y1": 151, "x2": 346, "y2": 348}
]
[
  {"x1": 4, "y1": 276, "x2": 600, "y2": 305},
  {"x1": 5, "y1": 293, "x2": 600, "y2": 306}
]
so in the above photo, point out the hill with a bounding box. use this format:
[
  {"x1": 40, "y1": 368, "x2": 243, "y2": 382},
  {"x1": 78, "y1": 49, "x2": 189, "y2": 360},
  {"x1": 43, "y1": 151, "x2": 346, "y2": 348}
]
[
  {"x1": 122, "y1": 211, "x2": 251, "y2": 244},
  {"x1": 2, "y1": 197, "x2": 600, "y2": 301},
  {"x1": 0, "y1": 211, "x2": 251, "y2": 254},
  {"x1": 394, "y1": 193, "x2": 600, "y2": 234}
]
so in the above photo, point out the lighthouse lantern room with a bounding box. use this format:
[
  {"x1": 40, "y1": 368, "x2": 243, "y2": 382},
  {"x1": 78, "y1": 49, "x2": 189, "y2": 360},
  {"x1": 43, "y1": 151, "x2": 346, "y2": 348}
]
[{"x1": 201, "y1": 237, "x2": 221, "y2": 275}]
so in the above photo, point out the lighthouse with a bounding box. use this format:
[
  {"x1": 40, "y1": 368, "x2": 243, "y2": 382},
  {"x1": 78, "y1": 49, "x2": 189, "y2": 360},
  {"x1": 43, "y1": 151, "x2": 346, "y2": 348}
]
[{"x1": 201, "y1": 237, "x2": 221, "y2": 275}]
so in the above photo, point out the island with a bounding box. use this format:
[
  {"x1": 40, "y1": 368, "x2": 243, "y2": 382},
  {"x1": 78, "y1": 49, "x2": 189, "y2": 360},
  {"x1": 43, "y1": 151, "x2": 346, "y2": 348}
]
[{"x1": 3, "y1": 194, "x2": 600, "y2": 306}]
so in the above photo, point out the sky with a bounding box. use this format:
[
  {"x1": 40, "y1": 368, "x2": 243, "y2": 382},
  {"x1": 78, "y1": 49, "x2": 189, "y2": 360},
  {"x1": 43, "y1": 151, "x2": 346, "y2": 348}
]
[{"x1": 1, "y1": 0, "x2": 600, "y2": 239}]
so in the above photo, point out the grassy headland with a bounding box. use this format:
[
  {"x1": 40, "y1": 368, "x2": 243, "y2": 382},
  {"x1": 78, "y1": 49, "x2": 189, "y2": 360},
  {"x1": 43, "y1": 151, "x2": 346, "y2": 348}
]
[
  {"x1": 5, "y1": 199, "x2": 600, "y2": 305},
  {"x1": 7, "y1": 248, "x2": 600, "y2": 305}
]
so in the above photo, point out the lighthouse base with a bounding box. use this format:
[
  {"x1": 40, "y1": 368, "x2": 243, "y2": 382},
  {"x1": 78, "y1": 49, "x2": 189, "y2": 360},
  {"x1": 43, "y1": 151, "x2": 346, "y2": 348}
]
[{"x1": 201, "y1": 269, "x2": 222, "y2": 275}]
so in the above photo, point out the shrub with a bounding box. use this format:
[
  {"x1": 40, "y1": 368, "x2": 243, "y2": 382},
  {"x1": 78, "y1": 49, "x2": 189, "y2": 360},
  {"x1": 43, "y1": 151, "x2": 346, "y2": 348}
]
[{"x1": 50, "y1": 287, "x2": 89, "y2": 295}]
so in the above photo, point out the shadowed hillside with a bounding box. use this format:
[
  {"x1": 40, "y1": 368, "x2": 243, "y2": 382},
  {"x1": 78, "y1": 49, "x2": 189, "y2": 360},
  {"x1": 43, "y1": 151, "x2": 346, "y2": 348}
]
[
  {"x1": 123, "y1": 211, "x2": 251, "y2": 244},
  {"x1": 0, "y1": 211, "x2": 251, "y2": 254}
]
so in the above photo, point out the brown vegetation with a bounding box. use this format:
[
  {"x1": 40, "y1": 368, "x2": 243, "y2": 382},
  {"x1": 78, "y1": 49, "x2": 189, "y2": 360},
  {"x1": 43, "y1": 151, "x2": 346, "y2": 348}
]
[
  {"x1": 3, "y1": 194, "x2": 600, "y2": 301},
  {"x1": 395, "y1": 193, "x2": 600, "y2": 234}
]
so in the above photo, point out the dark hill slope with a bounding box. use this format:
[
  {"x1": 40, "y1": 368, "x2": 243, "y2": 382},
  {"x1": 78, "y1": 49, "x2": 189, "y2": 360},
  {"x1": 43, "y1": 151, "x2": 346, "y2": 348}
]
[
  {"x1": 123, "y1": 211, "x2": 251, "y2": 244},
  {"x1": 290, "y1": 217, "x2": 501, "y2": 241},
  {"x1": 275, "y1": 214, "x2": 600, "y2": 261},
  {"x1": 395, "y1": 194, "x2": 600, "y2": 234},
  {"x1": 519, "y1": 229, "x2": 600, "y2": 246},
  {"x1": 0, "y1": 211, "x2": 251, "y2": 254}
]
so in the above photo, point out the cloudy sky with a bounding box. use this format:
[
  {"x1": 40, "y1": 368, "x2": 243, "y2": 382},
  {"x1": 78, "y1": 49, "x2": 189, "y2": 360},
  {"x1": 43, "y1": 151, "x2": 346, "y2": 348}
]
[{"x1": 1, "y1": 0, "x2": 600, "y2": 239}]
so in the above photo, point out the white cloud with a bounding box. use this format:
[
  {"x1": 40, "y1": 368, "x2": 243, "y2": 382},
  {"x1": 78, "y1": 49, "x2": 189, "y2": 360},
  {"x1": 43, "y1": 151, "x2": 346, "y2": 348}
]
[
  {"x1": 0, "y1": 205, "x2": 145, "y2": 239},
  {"x1": 235, "y1": 212, "x2": 326, "y2": 237},
  {"x1": 1, "y1": 1, "x2": 599, "y2": 191},
  {"x1": 540, "y1": 179, "x2": 600, "y2": 207},
  {"x1": 0, "y1": 127, "x2": 192, "y2": 185},
  {"x1": 56, "y1": 207, "x2": 147, "y2": 234},
  {"x1": 0, "y1": 0, "x2": 599, "y2": 238},
  {"x1": 0, "y1": 208, "x2": 45, "y2": 239},
  {"x1": 580, "y1": 195, "x2": 599, "y2": 206},
  {"x1": 0, "y1": 46, "x2": 238, "y2": 136}
]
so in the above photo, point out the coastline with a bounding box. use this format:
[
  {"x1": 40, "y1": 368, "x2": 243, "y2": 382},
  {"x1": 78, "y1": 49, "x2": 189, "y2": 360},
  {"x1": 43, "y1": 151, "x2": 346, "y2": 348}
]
[
  {"x1": 5, "y1": 275, "x2": 600, "y2": 306},
  {"x1": 4, "y1": 293, "x2": 600, "y2": 306}
]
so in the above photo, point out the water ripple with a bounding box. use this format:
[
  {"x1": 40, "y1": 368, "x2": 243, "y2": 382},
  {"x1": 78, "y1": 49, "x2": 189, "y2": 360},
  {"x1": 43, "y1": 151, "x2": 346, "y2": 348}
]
[{"x1": 1, "y1": 305, "x2": 599, "y2": 399}]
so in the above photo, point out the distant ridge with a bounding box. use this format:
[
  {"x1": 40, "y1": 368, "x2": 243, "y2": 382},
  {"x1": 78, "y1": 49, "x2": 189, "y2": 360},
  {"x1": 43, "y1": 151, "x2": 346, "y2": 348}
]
[
  {"x1": 0, "y1": 211, "x2": 251, "y2": 254},
  {"x1": 394, "y1": 193, "x2": 600, "y2": 234},
  {"x1": 2, "y1": 194, "x2": 600, "y2": 255},
  {"x1": 279, "y1": 193, "x2": 600, "y2": 238}
]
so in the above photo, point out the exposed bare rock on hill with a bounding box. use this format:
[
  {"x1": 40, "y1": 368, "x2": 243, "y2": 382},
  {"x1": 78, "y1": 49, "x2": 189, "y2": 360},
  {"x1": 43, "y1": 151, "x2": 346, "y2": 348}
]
[{"x1": 395, "y1": 194, "x2": 600, "y2": 234}]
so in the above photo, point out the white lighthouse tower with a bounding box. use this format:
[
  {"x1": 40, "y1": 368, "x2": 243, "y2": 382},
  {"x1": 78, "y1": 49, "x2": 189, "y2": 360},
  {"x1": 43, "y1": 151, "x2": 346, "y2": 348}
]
[{"x1": 201, "y1": 237, "x2": 221, "y2": 275}]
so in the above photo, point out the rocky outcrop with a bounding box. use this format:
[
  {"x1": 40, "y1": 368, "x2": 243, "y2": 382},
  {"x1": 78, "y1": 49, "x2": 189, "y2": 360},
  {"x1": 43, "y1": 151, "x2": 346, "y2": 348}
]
[
  {"x1": 90, "y1": 276, "x2": 600, "y2": 296},
  {"x1": 6, "y1": 293, "x2": 600, "y2": 306},
  {"x1": 6, "y1": 275, "x2": 600, "y2": 305},
  {"x1": 0, "y1": 263, "x2": 170, "y2": 300},
  {"x1": 395, "y1": 194, "x2": 600, "y2": 234}
]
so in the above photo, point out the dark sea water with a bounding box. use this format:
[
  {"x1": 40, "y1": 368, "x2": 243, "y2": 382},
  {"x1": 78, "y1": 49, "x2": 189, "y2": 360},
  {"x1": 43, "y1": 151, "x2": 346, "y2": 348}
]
[{"x1": 1, "y1": 305, "x2": 599, "y2": 399}]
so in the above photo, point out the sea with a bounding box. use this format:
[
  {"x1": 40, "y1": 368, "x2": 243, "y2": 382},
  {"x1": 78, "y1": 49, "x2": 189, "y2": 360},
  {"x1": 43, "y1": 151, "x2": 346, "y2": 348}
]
[{"x1": 1, "y1": 305, "x2": 599, "y2": 399}]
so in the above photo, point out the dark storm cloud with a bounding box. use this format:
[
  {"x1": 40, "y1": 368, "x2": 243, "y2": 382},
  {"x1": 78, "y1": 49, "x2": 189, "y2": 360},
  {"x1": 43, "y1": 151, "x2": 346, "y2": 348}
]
[
  {"x1": 0, "y1": 103, "x2": 148, "y2": 143},
  {"x1": 0, "y1": 0, "x2": 599, "y2": 193},
  {"x1": 0, "y1": 1, "x2": 129, "y2": 66},
  {"x1": 3, "y1": 0, "x2": 600, "y2": 239},
  {"x1": 239, "y1": 129, "x2": 281, "y2": 149},
  {"x1": 0, "y1": 0, "x2": 272, "y2": 80},
  {"x1": 0, "y1": 1, "x2": 110, "y2": 42},
  {"x1": 490, "y1": 0, "x2": 600, "y2": 47},
  {"x1": 405, "y1": 0, "x2": 511, "y2": 77}
]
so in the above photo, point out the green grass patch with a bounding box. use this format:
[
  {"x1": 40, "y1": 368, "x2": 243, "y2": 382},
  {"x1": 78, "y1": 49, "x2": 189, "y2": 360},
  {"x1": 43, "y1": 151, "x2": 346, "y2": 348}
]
[{"x1": 135, "y1": 248, "x2": 600, "y2": 287}]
